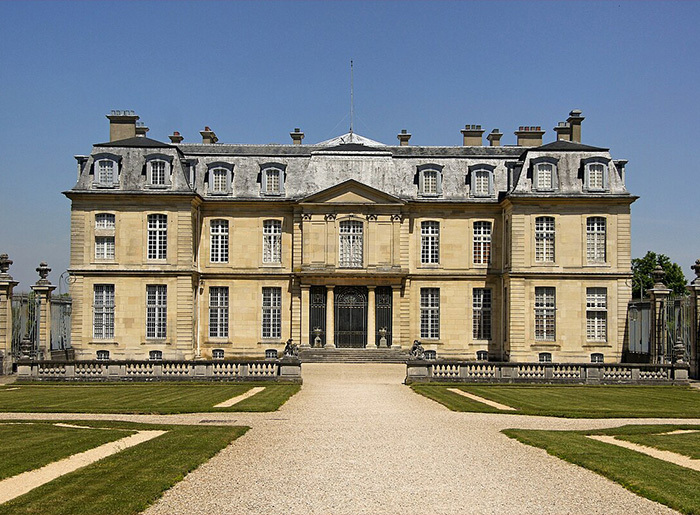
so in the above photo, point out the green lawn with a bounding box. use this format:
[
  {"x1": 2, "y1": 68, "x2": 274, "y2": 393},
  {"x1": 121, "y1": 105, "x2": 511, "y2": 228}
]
[
  {"x1": 0, "y1": 420, "x2": 248, "y2": 515},
  {"x1": 411, "y1": 384, "x2": 700, "y2": 418},
  {"x1": 0, "y1": 383, "x2": 300, "y2": 414},
  {"x1": 503, "y1": 424, "x2": 700, "y2": 515},
  {"x1": 0, "y1": 423, "x2": 132, "y2": 480},
  {"x1": 617, "y1": 428, "x2": 700, "y2": 459}
]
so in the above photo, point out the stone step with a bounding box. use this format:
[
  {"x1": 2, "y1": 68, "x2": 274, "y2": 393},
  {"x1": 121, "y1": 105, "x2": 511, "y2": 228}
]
[{"x1": 299, "y1": 348, "x2": 410, "y2": 364}]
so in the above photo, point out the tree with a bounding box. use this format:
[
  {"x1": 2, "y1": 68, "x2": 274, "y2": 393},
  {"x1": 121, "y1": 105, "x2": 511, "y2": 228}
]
[{"x1": 631, "y1": 251, "x2": 687, "y2": 299}]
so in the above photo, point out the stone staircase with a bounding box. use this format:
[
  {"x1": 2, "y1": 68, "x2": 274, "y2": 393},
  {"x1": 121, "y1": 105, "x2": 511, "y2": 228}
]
[{"x1": 299, "y1": 347, "x2": 410, "y2": 363}]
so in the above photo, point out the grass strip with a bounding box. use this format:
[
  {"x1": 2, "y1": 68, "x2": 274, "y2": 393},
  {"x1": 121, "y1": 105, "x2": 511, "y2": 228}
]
[
  {"x1": 0, "y1": 420, "x2": 248, "y2": 515},
  {"x1": 503, "y1": 425, "x2": 700, "y2": 515},
  {"x1": 411, "y1": 384, "x2": 700, "y2": 418}
]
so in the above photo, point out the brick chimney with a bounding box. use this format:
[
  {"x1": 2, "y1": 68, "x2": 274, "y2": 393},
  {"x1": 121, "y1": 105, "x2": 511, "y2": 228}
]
[
  {"x1": 487, "y1": 129, "x2": 502, "y2": 147},
  {"x1": 566, "y1": 109, "x2": 584, "y2": 143},
  {"x1": 135, "y1": 121, "x2": 149, "y2": 138},
  {"x1": 554, "y1": 122, "x2": 571, "y2": 141},
  {"x1": 397, "y1": 129, "x2": 411, "y2": 146},
  {"x1": 169, "y1": 131, "x2": 184, "y2": 144},
  {"x1": 461, "y1": 124, "x2": 484, "y2": 146},
  {"x1": 514, "y1": 126, "x2": 545, "y2": 147},
  {"x1": 290, "y1": 128, "x2": 304, "y2": 145},
  {"x1": 106, "y1": 110, "x2": 139, "y2": 142},
  {"x1": 200, "y1": 126, "x2": 218, "y2": 144}
]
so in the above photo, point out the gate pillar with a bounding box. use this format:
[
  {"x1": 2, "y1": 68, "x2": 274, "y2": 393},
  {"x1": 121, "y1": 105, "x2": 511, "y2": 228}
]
[
  {"x1": 367, "y1": 286, "x2": 376, "y2": 348},
  {"x1": 647, "y1": 265, "x2": 671, "y2": 365},
  {"x1": 326, "y1": 286, "x2": 336, "y2": 348},
  {"x1": 0, "y1": 254, "x2": 18, "y2": 374},
  {"x1": 689, "y1": 259, "x2": 700, "y2": 379},
  {"x1": 300, "y1": 286, "x2": 310, "y2": 348},
  {"x1": 30, "y1": 262, "x2": 56, "y2": 361}
]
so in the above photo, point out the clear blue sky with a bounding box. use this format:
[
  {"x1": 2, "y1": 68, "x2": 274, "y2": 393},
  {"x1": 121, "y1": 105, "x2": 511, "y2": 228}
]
[{"x1": 1, "y1": 1, "x2": 698, "y2": 288}]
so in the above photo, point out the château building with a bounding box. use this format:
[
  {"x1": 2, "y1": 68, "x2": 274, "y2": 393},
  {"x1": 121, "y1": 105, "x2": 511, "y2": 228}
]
[{"x1": 65, "y1": 109, "x2": 634, "y2": 363}]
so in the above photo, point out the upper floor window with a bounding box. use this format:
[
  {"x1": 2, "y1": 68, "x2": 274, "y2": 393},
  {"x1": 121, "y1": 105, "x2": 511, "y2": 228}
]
[
  {"x1": 470, "y1": 165, "x2": 495, "y2": 198},
  {"x1": 586, "y1": 217, "x2": 606, "y2": 263},
  {"x1": 535, "y1": 287, "x2": 556, "y2": 341},
  {"x1": 150, "y1": 160, "x2": 167, "y2": 186},
  {"x1": 417, "y1": 165, "x2": 443, "y2": 197},
  {"x1": 420, "y1": 221, "x2": 439, "y2": 265},
  {"x1": 534, "y1": 216, "x2": 555, "y2": 263},
  {"x1": 207, "y1": 163, "x2": 233, "y2": 195},
  {"x1": 95, "y1": 213, "x2": 115, "y2": 229},
  {"x1": 263, "y1": 220, "x2": 282, "y2": 264},
  {"x1": 147, "y1": 214, "x2": 167, "y2": 260},
  {"x1": 532, "y1": 157, "x2": 559, "y2": 191},
  {"x1": 93, "y1": 155, "x2": 120, "y2": 187},
  {"x1": 583, "y1": 158, "x2": 609, "y2": 191},
  {"x1": 260, "y1": 164, "x2": 286, "y2": 196},
  {"x1": 472, "y1": 288, "x2": 492, "y2": 340},
  {"x1": 145, "y1": 155, "x2": 172, "y2": 188},
  {"x1": 473, "y1": 221, "x2": 492, "y2": 265},
  {"x1": 95, "y1": 236, "x2": 115, "y2": 260},
  {"x1": 210, "y1": 219, "x2": 229, "y2": 263},
  {"x1": 339, "y1": 220, "x2": 363, "y2": 268},
  {"x1": 262, "y1": 287, "x2": 282, "y2": 339}
]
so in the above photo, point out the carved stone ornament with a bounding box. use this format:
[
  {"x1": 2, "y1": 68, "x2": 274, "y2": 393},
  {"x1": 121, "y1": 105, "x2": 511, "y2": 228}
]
[
  {"x1": 391, "y1": 214, "x2": 403, "y2": 222},
  {"x1": 301, "y1": 213, "x2": 313, "y2": 221},
  {"x1": 0, "y1": 254, "x2": 12, "y2": 277},
  {"x1": 324, "y1": 213, "x2": 337, "y2": 221},
  {"x1": 36, "y1": 262, "x2": 52, "y2": 285},
  {"x1": 366, "y1": 214, "x2": 378, "y2": 221},
  {"x1": 652, "y1": 264, "x2": 666, "y2": 288},
  {"x1": 692, "y1": 259, "x2": 700, "y2": 285}
]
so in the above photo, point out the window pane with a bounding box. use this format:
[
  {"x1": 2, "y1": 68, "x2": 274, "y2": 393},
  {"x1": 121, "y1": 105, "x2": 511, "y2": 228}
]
[
  {"x1": 265, "y1": 169, "x2": 281, "y2": 193},
  {"x1": 151, "y1": 161, "x2": 166, "y2": 185},
  {"x1": 473, "y1": 288, "x2": 492, "y2": 340},
  {"x1": 95, "y1": 213, "x2": 115, "y2": 229},
  {"x1": 147, "y1": 214, "x2": 167, "y2": 260},
  {"x1": 210, "y1": 219, "x2": 229, "y2": 263},
  {"x1": 535, "y1": 287, "x2": 556, "y2": 340},
  {"x1": 98, "y1": 160, "x2": 114, "y2": 184},
  {"x1": 535, "y1": 217, "x2": 555, "y2": 263},
  {"x1": 212, "y1": 168, "x2": 227, "y2": 193},
  {"x1": 262, "y1": 287, "x2": 282, "y2": 338},
  {"x1": 420, "y1": 221, "x2": 439, "y2": 264},
  {"x1": 473, "y1": 221, "x2": 492, "y2": 265},
  {"x1": 474, "y1": 170, "x2": 490, "y2": 196},
  {"x1": 420, "y1": 288, "x2": 440, "y2": 339},
  {"x1": 339, "y1": 220, "x2": 363, "y2": 267},
  {"x1": 95, "y1": 236, "x2": 115, "y2": 260},
  {"x1": 588, "y1": 164, "x2": 605, "y2": 189},
  {"x1": 586, "y1": 217, "x2": 606, "y2": 263},
  {"x1": 93, "y1": 284, "x2": 115, "y2": 339},
  {"x1": 586, "y1": 287, "x2": 607, "y2": 342},
  {"x1": 146, "y1": 285, "x2": 167, "y2": 339},
  {"x1": 263, "y1": 220, "x2": 282, "y2": 264},
  {"x1": 536, "y1": 163, "x2": 553, "y2": 190},
  {"x1": 209, "y1": 287, "x2": 229, "y2": 338},
  {"x1": 423, "y1": 171, "x2": 438, "y2": 195}
]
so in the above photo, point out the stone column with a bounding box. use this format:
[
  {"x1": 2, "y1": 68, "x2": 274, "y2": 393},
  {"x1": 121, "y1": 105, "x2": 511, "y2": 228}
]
[
  {"x1": 367, "y1": 286, "x2": 376, "y2": 348},
  {"x1": 391, "y1": 285, "x2": 401, "y2": 349},
  {"x1": 689, "y1": 259, "x2": 700, "y2": 379},
  {"x1": 647, "y1": 265, "x2": 671, "y2": 365},
  {"x1": 300, "y1": 286, "x2": 310, "y2": 347},
  {"x1": 326, "y1": 286, "x2": 335, "y2": 348},
  {"x1": 0, "y1": 254, "x2": 19, "y2": 374},
  {"x1": 30, "y1": 262, "x2": 56, "y2": 361}
]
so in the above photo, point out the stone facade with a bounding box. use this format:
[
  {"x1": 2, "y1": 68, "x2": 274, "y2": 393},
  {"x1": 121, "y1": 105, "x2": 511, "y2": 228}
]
[{"x1": 65, "y1": 110, "x2": 635, "y2": 363}]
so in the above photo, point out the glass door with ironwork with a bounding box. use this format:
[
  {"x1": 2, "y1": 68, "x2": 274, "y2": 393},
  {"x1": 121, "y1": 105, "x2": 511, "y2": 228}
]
[{"x1": 334, "y1": 286, "x2": 368, "y2": 348}]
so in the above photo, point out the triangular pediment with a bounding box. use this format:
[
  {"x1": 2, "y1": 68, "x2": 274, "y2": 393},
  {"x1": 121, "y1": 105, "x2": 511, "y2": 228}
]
[{"x1": 299, "y1": 180, "x2": 404, "y2": 205}]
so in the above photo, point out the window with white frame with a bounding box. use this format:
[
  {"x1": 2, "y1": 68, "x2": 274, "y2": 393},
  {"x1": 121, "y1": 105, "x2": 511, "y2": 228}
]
[
  {"x1": 149, "y1": 160, "x2": 167, "y2": 186},
  {"x1": 95, "y1": 213, "x2": 115, "y2": 229},
  {"x1": 209, "y1": 287, "x2": 229, "y2": 338},
  {"x1": 476, "y1": 350, "x2": 488, "y2": 361},
  {"x1": 210, "y1": 219, "x2": 229, "y2": 263},
  {"x1": 586, "y1": 217, "x2": 606, "y2": 263},
  {"x1": 584, "y1": 160, "x2": 608, "y2": 191},
  {"x1": 147, "y1": 214, "x2": 167, "y2": 260},
  {"x1": 586, "y1": 288, "x2": 607, "y2": 342},
  {"x1": 535, "y1": 163, "x2": 553, "y2": 190},
  {"x1": 339, "y1": 220, "x2": 363, "y2": 268},
  {"x1": 473, "y1": 221, "x2": 492, "y2": 265},
  {"x1": 96, "y1": 350, "x2": 110, "y2": 360},
  {"x1": 420, "y1": 288, "x2": 440, "y2": 339},
  {"x1": 96, "y1": 159, "x2": 117, "y2": 186},
  {"x1": 93, "y1": 284, "x2": 114, "y2": 339},
  {"x1": 534, "y1": 216, "x2": 555, "y2": 263},
  {"x1": 95, "y1": 236, "x2": 115, "y2": 260},
  {"x1": 471, "y1": 168, "x2": 493, "y2": 197},
  {"x1": 211, "y1": 168, "x2": 228, "y2": 194},
  {"x1": 590, "y1": 353, "x2": 604, "y2": 363},
  {"x1": 420, "y1": 221, "x2": 439, "y2": 265},
  {"x1": 146, "y1": 285, "x2": 167, "y2": 339},
  {"x1": 149, "y1": 350, "x2": 163, "y2": 360},
  {"x1": 418, "y1": 167, "x2": 442, "y2": 196},
  {"x1": 539, "y1": 352, "x2": 552, "y2": 363},
  {"x1": 212, "y1": 349, "x2": 225, "y2": 360},
  {"x1": 263, "y1": 220, "x2": 282, "y2": 264},
  {"x1": 535, "y1": 287, "x2": 556, "y2": 341},
  {"x1": 262, "y1": 167, "x2": 283, "y2": 195},
  {"x1": 262, "y1": 287, "x2": 282, "y2": 339},
  {"x1": 473, "y1": 288, "x2": 492, "y2": 340}
]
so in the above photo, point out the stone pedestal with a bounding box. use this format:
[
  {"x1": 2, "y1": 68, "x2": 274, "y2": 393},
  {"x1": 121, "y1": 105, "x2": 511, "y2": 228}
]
[
  {"x1": 647, "y1": 265, "x2": 671, "y2": 365},
  {"x1": 31, "y1": 263, "x2": 56, "y2": 361},
  {"x1": 0, "y1": 254, "x2": 18, "y2": 374}
]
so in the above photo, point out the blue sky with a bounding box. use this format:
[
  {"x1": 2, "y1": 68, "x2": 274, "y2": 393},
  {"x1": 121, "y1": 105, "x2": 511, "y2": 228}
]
[{"x1": 1, "y1": 1, "x2": 698, "y2": 288}]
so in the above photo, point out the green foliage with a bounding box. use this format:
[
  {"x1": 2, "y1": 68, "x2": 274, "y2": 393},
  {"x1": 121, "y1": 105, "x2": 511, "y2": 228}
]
[{"x1": 632, "y1": 251, "x2": 688, "y2": 298}]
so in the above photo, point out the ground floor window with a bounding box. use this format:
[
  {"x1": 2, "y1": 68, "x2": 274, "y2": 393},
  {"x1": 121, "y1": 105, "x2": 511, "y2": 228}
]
[
  {"x1": 93, "y1": 284, "x2": 115, "y2": 339},
  {"x1": 146, "y1": 285, "x2": 167, "y2": 339},
  {"x1": 590, "y1": 353, "x2": 604, "y2": 363},
  {"x1": 262, "y1": 287, "x2": 282, "y2": 339},
  {"x1": 534, "y1": 287, "x2": 556, "y2": 341},
  {"x1": 96, "y1": 350, "x2": 110, "y2": 360},
  {"x1": 212, "y1": 349, "x2": 225, "y2": 360},
  {"x1": 586, "y1": 288, "x2": 607, "y2": 342},
  {"x1": 539, "y1": 352, "x2": 552, "y2": 363},
  {"x1": 209, "y1": 287, "x2": 229, "y2": 338},
  {"x1": 420, "y1": 288, "x2": 440, "y2": 339},
  {"x1": 149, "y1": 350, "x2": 163, "y2": 360},
  {"x1": 476, "y1": 350, "x2": 488, "y2": 361},
  {"x1": 472, "y1": 288, "x2": 492, "y2": 340}
]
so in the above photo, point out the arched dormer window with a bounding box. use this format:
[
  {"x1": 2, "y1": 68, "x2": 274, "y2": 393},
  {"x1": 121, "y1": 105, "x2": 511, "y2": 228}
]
[
  {"x1": 206, "y1": 162, "x2": 233, "y2": 195},
  {"x1": 582, "y1": 157, "x2": 610, "y2": 192},
  {"x1": 145, "y1": 154, "x2": 173, "y2": 188},
  {"x1": 260, "y1": 163, "x2": 286, "y2": 196},
  {"x1": 531, "y1": 157, "x2": 559, "y2": 192},
  {"x1": 92, "y1": 153, "x2": 121, "y2": 188},
  {"x1": 417, "y1": 164, "x2": 443, "y2": 197},
  {"x1": 469, "y1": 164, "x2": 495, "y2": 198}
]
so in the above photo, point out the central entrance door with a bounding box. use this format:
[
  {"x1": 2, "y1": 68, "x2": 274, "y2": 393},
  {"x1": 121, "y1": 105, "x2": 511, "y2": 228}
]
[{"x1": 335, "y1": 286, "x2": 368, "y2": 348}]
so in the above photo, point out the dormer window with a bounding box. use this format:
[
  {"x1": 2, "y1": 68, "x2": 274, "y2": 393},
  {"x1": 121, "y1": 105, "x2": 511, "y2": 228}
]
[
  {"x1": 261, "y1": 166, "x2": 285, "y2": 196},
  {"x1": 92, "y1": 153, "x2": 120, "y2": 188},
  {"x1": 417, "y1": 164, "x2": 443, "y2": 197},
  {"x1": 146, "y1": 154, "x2": 173, "y2": 188},
  {"x1": 469, "y1": 164, "x2": 495, "y2": 198},
  {"x1": 206, "y1": 162, "x2": 233, "y2": 195},
  {"x1": 531, "y1": 157, "x2": 559, "y2": 192},
  {"x1": 583, "y1": 158, "x2": 609, "y2": 191}
]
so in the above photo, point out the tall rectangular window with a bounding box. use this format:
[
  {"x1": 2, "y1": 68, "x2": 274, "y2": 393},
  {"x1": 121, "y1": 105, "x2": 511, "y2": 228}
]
[
  {"x1": 150, "y1": 161, "x2": 166, "y2": 185},
  {"x1": 473, "y1": 221, "x2": 492, "y2": 265},
  {"x1": 146, "y1": 285, "x2": 167, "y2": 339},
  {"x1": 472, "y1": 288, "x2": 492, "y2": 340},
  {"x1": 535, "y1": 163, "x2": 553, "y2": 190},
  {"x1": 420, "y1": 288, "x2": 440, "y2": 339},
  {"x1": 586, "y1": 217, "x2": 606, "y2": 263},
  {"x1": 535, "y1": 287, "x2": 556, "y2": 341},
  {"x1": 263, "y1": 220, "x2": 282, "y2": 264},
  {"x1": 265, "y1": 169, "x2": 281, "y2": 194},
  {"x1": 339, "y1": 220, "x2": 363, "y2": 268},
  {"x1": 147, "y1": 214, "x2": 167, "y2": 260},
  {"x1": 535, "y1": 216, "x2": 555, "y2": 263},
  {"x1": 98, "y1": 160, "x2": 115, "y2": 184},
  {"x1": 473, "y1": 170, "x2": 491, "y2": 197},
  {"x1": 209, "y1": 287, "x2": 229, "y2": 338},
  {"x1": 587, "y1": 163, "x2": 605, "y2": 190},
  {"x1": 422, "y1": 170, "x2": 438, "y2": 195},
  {"x1": 586, "y1": 288, "x2": 607, "y2": 342},
  {"x1": 210, "y1": 219, "x2": 229, "y2": 263},
  {"x1": 262, "y1": 287, "x2": 282, "y2": 339},
  {"x1": 420, "y1": 221, "x2": 439, "y2": 264},
  {"x1": 211, "y1": 168, "x2": 228, "y2": 193},
  {"x1": 95, "y1": 236, "x2": 115, "y2": 260},
  {"x1": 93, "y1": 284, "x2": 114, "y2": 339}
]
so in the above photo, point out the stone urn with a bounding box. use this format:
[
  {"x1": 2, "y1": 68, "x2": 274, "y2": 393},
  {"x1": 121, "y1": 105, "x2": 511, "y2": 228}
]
[
  {"x1": 378, "y1": 327, "x2": 388, "y2": 348},
  {"x1": 20, "y1": 338, "x2": 33, "y2": 359},
  {"x1": 312, "y1": 326, "x2": 323, "y2": 348}
]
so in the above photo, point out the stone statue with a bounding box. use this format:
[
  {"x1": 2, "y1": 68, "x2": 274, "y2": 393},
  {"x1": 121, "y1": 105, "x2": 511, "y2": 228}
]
[
  {"x1": 283, "y1": 338, "x2": 299, "y2": 358},
  {"x1": 410, "y1": 339, "x2": 425, "y2": 360}
]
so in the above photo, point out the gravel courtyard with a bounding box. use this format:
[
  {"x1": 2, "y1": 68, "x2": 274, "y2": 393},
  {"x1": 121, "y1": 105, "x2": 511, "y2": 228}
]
[{"x1": 139, "y1": 364, "x2": 682, "y2": 515}]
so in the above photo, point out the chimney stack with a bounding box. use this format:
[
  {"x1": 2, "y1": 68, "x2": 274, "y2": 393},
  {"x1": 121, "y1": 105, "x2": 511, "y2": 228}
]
[
  {"x1": 514, "y1": 126, "x2": 545, "y2": 147},
  {"x1": 487, "y1": 129, "x2": 502, "y2": 147},
  {"x1": 566, "y1": 109, "x2": 584, "y2": 143},
  {"x1": 397, "y1": 129, "x2": 411, "y2": 146},
  {"x1": 169, "y1": 131, "x2": 184, "y2": 144},
  {"x1": 461, "y1": 124, "x2": 484, "y2": 146},
  {"x1": 290, "y1": 128, "x2": 304, "y2": 145},
  {"x1": 200, "y1": 126, "x2": 218, "y2": 144},
  {"x1": 106, "y1": 110, "x2": 139, "y2": 142},
  {"x1": 135, "y1": 121, "x2": 149, "y2": 138},
  {"x1": 554, "y1": 122, "x2": 571, "y2": 141}
]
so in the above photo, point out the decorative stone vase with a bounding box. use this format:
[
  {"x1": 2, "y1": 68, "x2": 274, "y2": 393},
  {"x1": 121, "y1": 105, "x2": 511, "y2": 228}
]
[
  {"x1": 20, "y1": 338, "x2": 33, "y2": 359},
  {"x1": 312, "y1": 326, "x2": 323, "y2": 348},
  {"x1": 378, "y1": 327, "x2": 388, "y2": 348}
]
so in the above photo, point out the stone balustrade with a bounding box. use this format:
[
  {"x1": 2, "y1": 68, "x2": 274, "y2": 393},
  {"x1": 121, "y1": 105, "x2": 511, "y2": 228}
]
[
  {"x1": 406, "y1": 360, "x2": 689, "y2": 385},
  {"x1": 16, "y1": 358, "x2": 302, "y2": 383}
]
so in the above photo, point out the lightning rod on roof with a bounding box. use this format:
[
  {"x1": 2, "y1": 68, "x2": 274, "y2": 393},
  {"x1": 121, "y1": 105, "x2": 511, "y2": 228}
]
[{"x1": 350, "y1": 59, "x2": 354, "y2": 135}]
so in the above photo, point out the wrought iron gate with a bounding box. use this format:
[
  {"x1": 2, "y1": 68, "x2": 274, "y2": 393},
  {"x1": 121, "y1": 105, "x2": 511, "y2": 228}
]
[
  {"x1": 375, "y1": 286, "x2": 392, "y2": 347},
  {"x1": 11, "y1": 293, "x2": 38, "y2": 359},
  {"x1": 335, "y1": 286, "x2": 367, "y2": 348},
  {"x1": 627, "y1": 301, "x2": 651, "y2": 360},
  {"x1": 663, "y1": 295, "x2": 692, "y2": 363},
  {"x1": 309, "y1": 286, "x2": 326, "y2": 347},
  {"x1": 51, "y1": 296, "x2": 72, "y2": 351}
]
